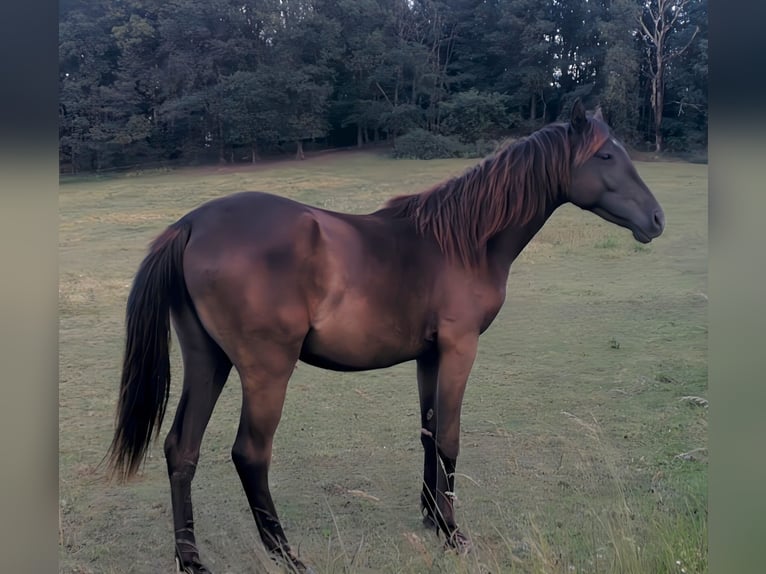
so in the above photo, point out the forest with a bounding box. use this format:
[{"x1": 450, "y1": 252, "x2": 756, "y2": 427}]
[{"x1": 59, "y1": 0, "x2": 707, "y2": 173}]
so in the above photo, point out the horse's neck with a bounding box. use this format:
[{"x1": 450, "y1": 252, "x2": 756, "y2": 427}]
[{"x1": 486, "y1": 201, "x2": 562, "y2": 279}]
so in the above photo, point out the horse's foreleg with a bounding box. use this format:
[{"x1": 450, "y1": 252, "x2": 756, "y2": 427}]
[
  {"x1": 165, "y1": 312, "x2": 232, "y2": 574},
  {"x1": 231, "y1": 342, "x2": 310, "y2": 573},
  {"x1": 430, "y1": 334, "x2": 478, "y2": 553},
  {"x1": 416, "y1": 352, "x2": 439, "y2": 529}
]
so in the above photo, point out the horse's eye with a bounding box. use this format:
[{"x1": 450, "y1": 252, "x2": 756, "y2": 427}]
[{"x1": 598, "y1": 153, "x2": 612, "y2": 160}]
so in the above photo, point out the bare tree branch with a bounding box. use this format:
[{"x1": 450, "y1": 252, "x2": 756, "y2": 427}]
[
  {"x1": 667, "y1": 25, "x2": 700, "y2": 61},
  {"x1": 374, "y1": 81, "x2": 393, "y2": 108}
]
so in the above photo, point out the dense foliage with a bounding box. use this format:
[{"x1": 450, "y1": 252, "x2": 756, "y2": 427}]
[{"x1": 59, "y1": 0, "x2": 707, "y2": 172}]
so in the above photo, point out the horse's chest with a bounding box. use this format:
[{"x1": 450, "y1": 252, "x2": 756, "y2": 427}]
[
  {"x1": 477, "y1": 286, "x2": 507, "y2": 333},
  {"x1": 433, "y1": 284, "x2": 506, "y2": 335}
]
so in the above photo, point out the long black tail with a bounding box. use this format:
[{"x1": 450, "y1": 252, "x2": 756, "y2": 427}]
[{"x1": 106, "y1": 222, "x2": 192, "y2": 482}]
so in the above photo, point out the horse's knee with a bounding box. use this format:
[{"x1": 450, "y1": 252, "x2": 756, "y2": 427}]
[{"x1": 164, "y1": 432, "x2": 198, "y2": 480}]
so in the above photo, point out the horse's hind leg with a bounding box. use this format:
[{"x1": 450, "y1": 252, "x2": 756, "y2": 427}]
[
  {"x1": 230, "y1": 339, "x2": 308, "y2": 572},
  {"x1": 165, "y1": 304, "x2": 232, "y2": 574}
]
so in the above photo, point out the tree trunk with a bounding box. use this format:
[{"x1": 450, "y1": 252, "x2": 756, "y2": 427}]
[
  {"x1": 395, "y1": 69, "x2": 400, "y2": 107},
  {"x1": 218, "y1": 118, "x2": 226, "y2": 164},
  {"x1": 70, "y1": 145, "x2": 77, "y2": 174},
  {"x1": 295, "y1": 140, "x2": 305, "y2": 160},
  {"x1": 530, "y1": 94, "x2": 537, "y2": 121},
  {"x1": 357, "y1": 124, "x2": 363, "y2": 147},
  {"x1": 251, "y1": 142, "x2": 259, "y2": 164},
  {"x1": 638, "y1": 0, "x2": 699, "y2": 154},
  {"x1": 653, "y1": 55, "x2": 664, "y2": 153}
]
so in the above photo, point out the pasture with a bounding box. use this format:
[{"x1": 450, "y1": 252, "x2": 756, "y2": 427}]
[{"x1": 59, "y1": 150, "x2": 707, "y2": 573}]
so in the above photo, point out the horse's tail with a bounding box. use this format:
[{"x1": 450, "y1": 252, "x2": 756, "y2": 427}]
[{"x1": 106, "y1": 221, "x2": 192, "y2": 482}]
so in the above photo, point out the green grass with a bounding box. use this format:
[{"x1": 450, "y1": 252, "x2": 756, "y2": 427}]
[
  {"x1": 59, "y1": 151, "x2": 708, "y2": 573},
  {"x1": 594, "y1": 235, "x2": 619, "y2": 249}
]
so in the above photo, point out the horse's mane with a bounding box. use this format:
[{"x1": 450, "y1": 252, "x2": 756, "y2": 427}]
[{"x1": 381, "y1": 119, "x2": 609, "y2": 266}]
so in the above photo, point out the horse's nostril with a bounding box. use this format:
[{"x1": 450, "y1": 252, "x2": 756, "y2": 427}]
[{"x1": 653, "y1": 209, "x2": 665, "y2": 230}]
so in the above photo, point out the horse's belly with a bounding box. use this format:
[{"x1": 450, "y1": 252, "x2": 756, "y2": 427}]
[{"x1": 299, "y1": 320, "x2": 429, "y2": 372}]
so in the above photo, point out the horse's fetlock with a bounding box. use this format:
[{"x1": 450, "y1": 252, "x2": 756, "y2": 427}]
[
  {"x1": 230, "y1": 446, "x2": 248, "y2": 469},
  {"x1": 169, "y1": 461, "x2": 197, "y2": 483}
]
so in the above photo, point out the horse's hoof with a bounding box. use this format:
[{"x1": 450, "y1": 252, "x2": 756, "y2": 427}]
[
  {"x1": 444, "y1": 529, "x2": 474, "y2": 555},
  {"x1": 176, "y1": 555, "x2": 213, "y2": 573}
]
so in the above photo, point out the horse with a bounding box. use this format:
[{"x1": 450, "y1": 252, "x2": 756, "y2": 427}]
[{"x1": 106, "y1": 100, "x2": 665, "y2": 573}]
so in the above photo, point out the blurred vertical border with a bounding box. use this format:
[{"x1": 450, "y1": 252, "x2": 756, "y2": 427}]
[
  {"x1": 0, "y1": 1, "x2": 59, "y2": 571},
  {"x1": 709, "y1": 0, "x2": 766, "y2": 571}
]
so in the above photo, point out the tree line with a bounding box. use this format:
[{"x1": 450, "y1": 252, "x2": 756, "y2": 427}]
[{"x1": 59, "y1": 0, "x2": 707, "y2": 173}]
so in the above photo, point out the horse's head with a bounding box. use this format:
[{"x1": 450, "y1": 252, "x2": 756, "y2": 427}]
[{"x1": 567, "y1": 100, "x2": 665, "y2": 243}]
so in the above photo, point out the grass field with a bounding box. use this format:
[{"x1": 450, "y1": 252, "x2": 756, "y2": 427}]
[{"x1": 59, "y1": 150, "x2": 707, "y2": 573}]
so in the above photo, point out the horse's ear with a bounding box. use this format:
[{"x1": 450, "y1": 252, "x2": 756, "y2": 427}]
[
  {"x1": 570, "y1": 98, "x2": 587, "y2": 133},
  {"x1": 593, "y1": 106, "x2": 604, "y2": 122}
]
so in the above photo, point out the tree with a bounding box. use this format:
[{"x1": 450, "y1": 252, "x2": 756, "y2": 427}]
[
  {"x1": 58, "y1": 0, "x2": 707, "y2": 172},
  {"x1": 272, "y1": 0, "x2": 341, "y2": 159},
  {"x1": 218, "y1": 71, "x2": 282, "y2": 163},
  {"x1": 108, "y1": 6, "x2": 162, "y2": 165},
  {"x1": 661, "y1": 0, "x2": 707, "y2": 152},
  {"x1": 411, "y1": 0, "x2": 461, "y2": 132},
  {"x1": 499, "y1": 0, "x2": 557, "y2": 125},
  {"x1": 599, "y1": 0, "x2": 642, "y2": 141},
  {"x1": 439, "y1": 88, "x2": 511, "y2": 143},
  {"x1": 552, "y1": 0, "x2": 604, "y2": 100},
  {"x1": 59, "y1": 1, "x2": 121, "y2": 172},
  {"x1": 637, "y1": 0, "x2": 700, "y2": 152},
  {"x1": 324, "y1": 0, "x2": 390, "y2": 146}
]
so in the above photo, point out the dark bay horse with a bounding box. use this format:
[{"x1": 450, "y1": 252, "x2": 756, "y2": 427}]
[{"x1": 107, "y1": 100, "x2": 664, "y2": 573}]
